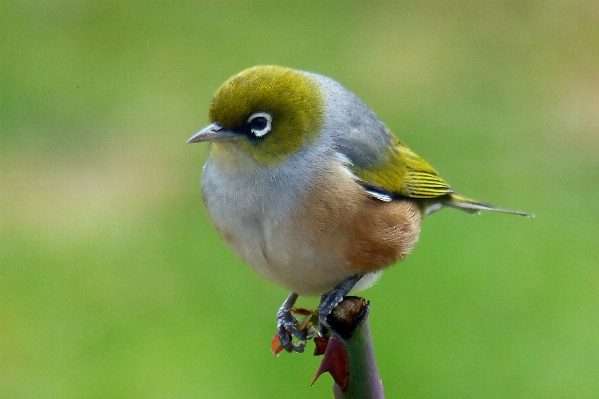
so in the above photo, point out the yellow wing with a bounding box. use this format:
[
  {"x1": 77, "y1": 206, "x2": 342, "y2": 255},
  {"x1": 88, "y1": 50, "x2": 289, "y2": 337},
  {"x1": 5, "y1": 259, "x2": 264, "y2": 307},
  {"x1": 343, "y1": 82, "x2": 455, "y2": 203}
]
[
  {"x1": 349, "y1": 137, "x2": 532, "y2": 216},
  {"x1": 350, "y1": 137, "x2": 453, "y2": 199}
]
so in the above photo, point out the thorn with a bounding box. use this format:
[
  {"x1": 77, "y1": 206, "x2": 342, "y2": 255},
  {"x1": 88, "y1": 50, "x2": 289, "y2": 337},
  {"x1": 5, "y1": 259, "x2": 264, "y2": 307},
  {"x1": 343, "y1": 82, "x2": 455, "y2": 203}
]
[{"x1": 311, "y1": 336, "x2": 349, "y2": 389}]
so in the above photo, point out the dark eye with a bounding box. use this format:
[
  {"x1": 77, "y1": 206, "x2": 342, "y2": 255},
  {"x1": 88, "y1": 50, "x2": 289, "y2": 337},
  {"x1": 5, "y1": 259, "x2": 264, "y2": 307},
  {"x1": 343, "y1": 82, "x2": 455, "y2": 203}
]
[
  {"x1": 247, "y1": 112, "x2": 272, "y2": 138},
  {"x1": 251, "y1": 116, "x2": 267, "y2": 130}
]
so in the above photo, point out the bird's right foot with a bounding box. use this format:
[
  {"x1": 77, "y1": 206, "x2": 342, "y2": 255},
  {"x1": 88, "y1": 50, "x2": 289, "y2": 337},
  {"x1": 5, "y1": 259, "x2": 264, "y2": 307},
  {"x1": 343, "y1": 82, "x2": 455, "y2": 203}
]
[{"x1": 275, "y1": 293, "x2": 316, "y2": 354}]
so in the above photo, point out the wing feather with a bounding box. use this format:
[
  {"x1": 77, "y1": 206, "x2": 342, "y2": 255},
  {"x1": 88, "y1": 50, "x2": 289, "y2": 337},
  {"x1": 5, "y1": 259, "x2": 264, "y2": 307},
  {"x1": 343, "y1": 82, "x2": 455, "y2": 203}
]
[{"x1": 348, "y1": 136, "x2": 453, "y2": 199}]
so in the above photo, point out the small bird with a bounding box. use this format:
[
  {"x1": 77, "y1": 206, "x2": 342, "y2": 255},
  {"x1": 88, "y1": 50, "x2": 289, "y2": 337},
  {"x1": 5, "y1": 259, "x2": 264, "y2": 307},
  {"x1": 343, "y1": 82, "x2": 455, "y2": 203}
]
[{"x1": 188, "y1": 65, "x2": 531, "y2": 353}]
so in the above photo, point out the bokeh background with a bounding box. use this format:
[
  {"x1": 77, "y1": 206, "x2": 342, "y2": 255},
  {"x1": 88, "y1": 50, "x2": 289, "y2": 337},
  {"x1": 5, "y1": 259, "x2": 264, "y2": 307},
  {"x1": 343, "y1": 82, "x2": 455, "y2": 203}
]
[{"x1": 2, "y1": 2, "x2": 598, "y2": 398}]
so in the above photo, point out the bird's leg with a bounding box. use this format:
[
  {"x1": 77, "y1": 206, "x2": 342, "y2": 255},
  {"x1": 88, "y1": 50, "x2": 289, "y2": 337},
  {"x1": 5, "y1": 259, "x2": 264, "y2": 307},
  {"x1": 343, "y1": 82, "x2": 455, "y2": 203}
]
[
  {"x1": 318, "y1": 274, "x2": 364, "y2": 337},
  {"x1": 276, "y1": 292, "x2": 315, "y2": 353}
]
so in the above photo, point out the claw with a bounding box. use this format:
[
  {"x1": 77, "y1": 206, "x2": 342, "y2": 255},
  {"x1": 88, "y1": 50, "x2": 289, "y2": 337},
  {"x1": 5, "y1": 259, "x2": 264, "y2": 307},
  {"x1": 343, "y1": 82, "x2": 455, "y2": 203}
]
[
  {"x1": 275, "y1": 293, "x2": 311, "y2": 353},
  {"x1": 273, "y1": 277, "x2": 363, "y2": 355},
  {"x1": 276, "y1": 317, "x2": 307, "y2": 353},
  {"x1": 273, "y1": 305, "x2": 318, "y2": 355},
  {"x1": 317, "y1": 275, "x2": 363, "y2": 337}
]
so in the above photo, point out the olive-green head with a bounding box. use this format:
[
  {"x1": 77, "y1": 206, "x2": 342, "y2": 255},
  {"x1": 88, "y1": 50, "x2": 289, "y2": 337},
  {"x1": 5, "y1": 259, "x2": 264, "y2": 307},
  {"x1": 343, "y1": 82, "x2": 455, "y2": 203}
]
[{"x1": 188, "y1": 66, "x2": 325, "y2": 165}]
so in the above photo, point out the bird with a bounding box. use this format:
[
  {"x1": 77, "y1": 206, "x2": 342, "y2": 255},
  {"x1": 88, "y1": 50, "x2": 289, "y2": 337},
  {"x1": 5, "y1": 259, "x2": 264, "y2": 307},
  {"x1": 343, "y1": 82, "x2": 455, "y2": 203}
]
[{"x1": 188, "y1": 65, "x2": 531, "y2": 353}]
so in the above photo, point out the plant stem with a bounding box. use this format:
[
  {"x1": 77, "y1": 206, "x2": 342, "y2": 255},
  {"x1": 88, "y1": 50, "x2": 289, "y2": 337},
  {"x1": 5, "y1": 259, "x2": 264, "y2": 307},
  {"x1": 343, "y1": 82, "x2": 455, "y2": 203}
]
[{"x1": 314, "y1": 296, "x2": 385, "y2": 399}]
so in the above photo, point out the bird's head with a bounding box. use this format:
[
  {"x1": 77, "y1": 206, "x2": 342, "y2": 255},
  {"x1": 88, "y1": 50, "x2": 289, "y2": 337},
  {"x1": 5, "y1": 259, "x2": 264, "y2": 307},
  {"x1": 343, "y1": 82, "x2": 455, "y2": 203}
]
[{"x1": 188, "y1": 65, "x2": 325, "y2": 166}]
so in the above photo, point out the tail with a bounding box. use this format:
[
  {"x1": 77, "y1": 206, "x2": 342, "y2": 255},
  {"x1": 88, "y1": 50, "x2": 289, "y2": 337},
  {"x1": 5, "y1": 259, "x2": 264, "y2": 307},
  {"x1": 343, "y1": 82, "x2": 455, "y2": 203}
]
[{"x1": 448, "y1": 193, "x2": 534, "y2": 217}]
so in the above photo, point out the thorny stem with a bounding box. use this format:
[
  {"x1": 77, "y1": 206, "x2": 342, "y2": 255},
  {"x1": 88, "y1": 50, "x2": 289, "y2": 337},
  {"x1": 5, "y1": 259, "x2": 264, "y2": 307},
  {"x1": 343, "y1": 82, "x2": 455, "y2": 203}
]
[{"x1": 314, "y1": 296, "x2": 384, "y2": 399}]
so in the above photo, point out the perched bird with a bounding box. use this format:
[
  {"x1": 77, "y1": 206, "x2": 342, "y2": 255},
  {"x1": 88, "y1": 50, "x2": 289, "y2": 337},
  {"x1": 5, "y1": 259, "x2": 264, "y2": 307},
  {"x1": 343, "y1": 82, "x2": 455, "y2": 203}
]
[{"x1": 188, "y1": 65, "x2": 531, "y2": 353}]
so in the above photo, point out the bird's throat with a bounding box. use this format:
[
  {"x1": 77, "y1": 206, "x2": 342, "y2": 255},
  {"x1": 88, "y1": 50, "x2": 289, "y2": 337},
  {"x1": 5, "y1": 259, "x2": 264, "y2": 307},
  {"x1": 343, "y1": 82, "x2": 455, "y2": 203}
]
[{"x1": 210, "y1": 142, "x2": 260, "y2": 175}]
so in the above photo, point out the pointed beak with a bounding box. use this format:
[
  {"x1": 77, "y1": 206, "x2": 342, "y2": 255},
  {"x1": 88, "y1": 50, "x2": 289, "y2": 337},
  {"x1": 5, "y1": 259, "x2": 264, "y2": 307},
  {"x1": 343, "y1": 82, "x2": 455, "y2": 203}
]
[{"x1": 187, "y1": 123, "x2": 236, "y2": 144}]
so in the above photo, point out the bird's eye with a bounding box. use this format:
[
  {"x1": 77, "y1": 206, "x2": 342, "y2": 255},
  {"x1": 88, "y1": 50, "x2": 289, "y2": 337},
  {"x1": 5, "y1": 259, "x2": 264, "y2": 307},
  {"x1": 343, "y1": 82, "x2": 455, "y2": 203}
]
[{"x1": 247, "y1": 112, "x2": 272, "y2": 138}]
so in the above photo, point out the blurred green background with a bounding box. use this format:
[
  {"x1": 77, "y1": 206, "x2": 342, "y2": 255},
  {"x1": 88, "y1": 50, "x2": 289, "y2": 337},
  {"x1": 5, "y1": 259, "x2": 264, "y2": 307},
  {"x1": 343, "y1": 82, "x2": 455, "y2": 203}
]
[{"x1": 1, "y1": 1, "x2": 598, "y2": 398}]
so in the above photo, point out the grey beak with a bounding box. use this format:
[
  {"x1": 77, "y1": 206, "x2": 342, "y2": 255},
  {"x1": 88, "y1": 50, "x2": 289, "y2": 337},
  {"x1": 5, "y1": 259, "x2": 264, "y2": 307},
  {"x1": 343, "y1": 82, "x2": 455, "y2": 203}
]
[{"x1": 187, "y1": 123, "x2": 236, "y2": 144}]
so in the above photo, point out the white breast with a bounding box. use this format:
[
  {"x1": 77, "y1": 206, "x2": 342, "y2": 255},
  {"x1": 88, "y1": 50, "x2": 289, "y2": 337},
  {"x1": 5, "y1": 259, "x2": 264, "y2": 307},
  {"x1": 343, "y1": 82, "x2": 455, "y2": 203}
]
[{"x1": 201, "y1": 143, "x2": 368, "y2": 296}]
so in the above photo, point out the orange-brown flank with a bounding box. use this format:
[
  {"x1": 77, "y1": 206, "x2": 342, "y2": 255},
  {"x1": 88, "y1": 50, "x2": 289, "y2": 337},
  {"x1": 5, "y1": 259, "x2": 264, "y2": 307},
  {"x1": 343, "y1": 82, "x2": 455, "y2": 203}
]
[{"x1": 295, "y1": 163, "x2": 422, "y2": 274}]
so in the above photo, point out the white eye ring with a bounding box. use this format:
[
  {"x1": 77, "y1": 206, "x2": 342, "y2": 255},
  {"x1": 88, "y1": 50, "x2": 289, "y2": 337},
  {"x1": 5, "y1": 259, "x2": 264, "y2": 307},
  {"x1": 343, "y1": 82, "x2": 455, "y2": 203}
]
[{"x1": 248, "y1": 112, "x2": 273, "y2": 138}]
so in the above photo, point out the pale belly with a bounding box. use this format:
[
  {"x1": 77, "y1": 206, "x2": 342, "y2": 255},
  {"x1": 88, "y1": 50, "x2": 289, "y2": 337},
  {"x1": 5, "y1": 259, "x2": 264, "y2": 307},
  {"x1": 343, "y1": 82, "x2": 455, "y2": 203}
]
[
  {"x1": 204, "y1": 190, "x2": 370, "y2": 296},
  {"x1": 200, "y1": 150, "x2": 419, "y2": 296}
]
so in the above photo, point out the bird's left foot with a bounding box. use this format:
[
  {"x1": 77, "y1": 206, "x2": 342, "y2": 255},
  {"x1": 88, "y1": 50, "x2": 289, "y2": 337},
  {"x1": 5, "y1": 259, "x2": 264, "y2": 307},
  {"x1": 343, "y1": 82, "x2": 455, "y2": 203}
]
[{"x1": 317, "y1": 274, "x2": 363, "y2": 337}]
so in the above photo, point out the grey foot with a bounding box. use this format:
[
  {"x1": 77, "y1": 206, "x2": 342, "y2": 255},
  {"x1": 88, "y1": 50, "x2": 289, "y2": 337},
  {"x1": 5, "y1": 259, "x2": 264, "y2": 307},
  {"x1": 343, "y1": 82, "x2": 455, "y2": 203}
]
[
  {"x1": 317, "y1": 274, "x2": 363, "y2": 337},
  {"x1": 276, "y1": 292, "x2": 315, "y2": 353}
]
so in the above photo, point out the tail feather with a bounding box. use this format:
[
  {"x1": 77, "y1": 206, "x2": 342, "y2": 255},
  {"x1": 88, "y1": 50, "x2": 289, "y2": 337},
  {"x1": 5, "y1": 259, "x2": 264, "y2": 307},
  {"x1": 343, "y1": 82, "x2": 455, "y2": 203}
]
[{"x1": 448, "y1": 194, "x2": 534, "y2": 217}]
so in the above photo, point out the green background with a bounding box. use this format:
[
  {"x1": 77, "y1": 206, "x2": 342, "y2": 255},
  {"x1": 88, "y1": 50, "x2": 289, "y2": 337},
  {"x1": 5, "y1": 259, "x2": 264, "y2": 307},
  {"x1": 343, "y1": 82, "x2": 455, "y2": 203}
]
[{"x1": 2, "y1": 2, "x2": 598, "y2": 398}]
